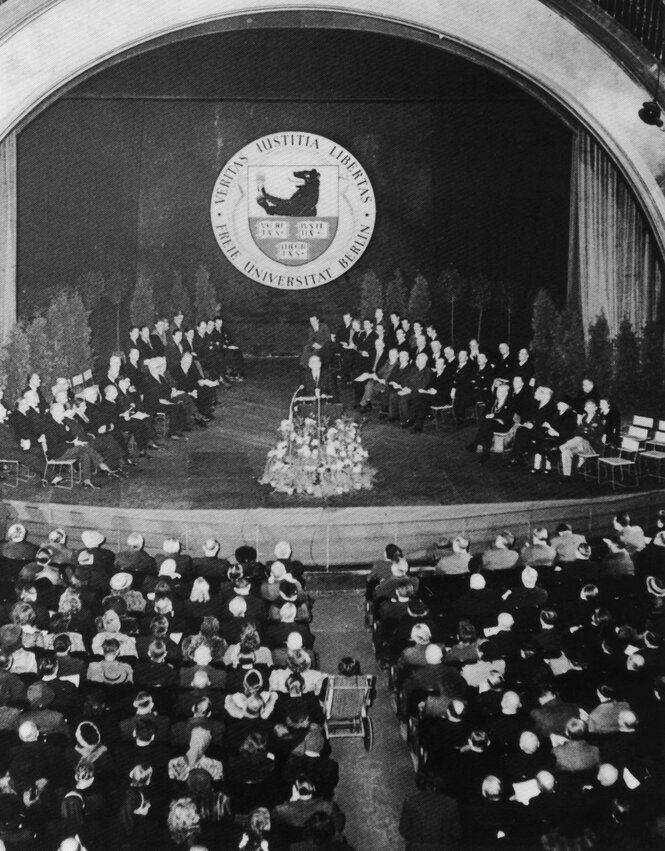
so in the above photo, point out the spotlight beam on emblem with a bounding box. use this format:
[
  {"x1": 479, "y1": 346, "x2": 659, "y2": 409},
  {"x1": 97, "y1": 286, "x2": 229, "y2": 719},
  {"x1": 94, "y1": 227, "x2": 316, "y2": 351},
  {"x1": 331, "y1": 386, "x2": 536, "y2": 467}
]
[{"x1": 210, "y1": 132, "x2": 376, "y2": 290}]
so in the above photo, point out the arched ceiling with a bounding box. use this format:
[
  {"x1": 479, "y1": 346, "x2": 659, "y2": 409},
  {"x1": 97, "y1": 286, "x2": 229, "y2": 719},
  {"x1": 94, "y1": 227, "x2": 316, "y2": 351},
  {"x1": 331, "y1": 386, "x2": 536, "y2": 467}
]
[{"x1": 1, "y1": 0, "x2": 665, "y2": 250}]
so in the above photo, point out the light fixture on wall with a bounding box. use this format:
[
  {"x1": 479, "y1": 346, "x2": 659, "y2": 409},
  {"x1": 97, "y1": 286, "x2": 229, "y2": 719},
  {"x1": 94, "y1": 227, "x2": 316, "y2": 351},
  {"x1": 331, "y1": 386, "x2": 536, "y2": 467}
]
[{"x1": 639, "y1": 60, "x2": 664, "y2": 127}]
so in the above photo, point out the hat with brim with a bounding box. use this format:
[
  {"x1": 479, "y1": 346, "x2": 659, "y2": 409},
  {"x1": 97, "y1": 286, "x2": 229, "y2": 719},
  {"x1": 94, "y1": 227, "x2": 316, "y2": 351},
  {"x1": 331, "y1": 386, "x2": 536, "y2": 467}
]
[
  {"x1": 81, "y1": 530, "x2": 104, "y2": 549},
  {"x1": 110, "y1": 572, "x2": 133, "y2": 592},
  {"x1": 647, "y1": 575, "x2": 665, "y2": 597},
  {"x1": 0, "y1": 624, "x2": 22, "y2": 653},
  {"x1": 101, "y1": 661, "x2": 131, "y2": 684}
]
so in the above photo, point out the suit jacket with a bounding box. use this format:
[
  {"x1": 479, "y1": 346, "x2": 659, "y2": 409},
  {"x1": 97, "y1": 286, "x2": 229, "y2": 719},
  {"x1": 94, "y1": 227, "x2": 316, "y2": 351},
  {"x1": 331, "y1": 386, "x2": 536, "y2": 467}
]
[
  {"x1": 42, "y1": 417, "x2": 75, "y2": 459},
  {"x1": 510, "y1": 387, "x2": 535, "y2": 423},
  {"x1": 486, "y1": 396, "x2": 514, "y2": 431},
  {"x1": 165, "y1": 339, "x2": 186, "y2": 373},
  {"x1": 301, "y1": 368, "x2": 335, "y2": 399},
  {"x1": 141, "y1": 373, "x2": 173, "y2": 413},
  {"x1": 399, "y1": 790, "x2": 462, "y2": 851},
  {"x1": 407, "y1": 366, "x2": 432, "y2": 394},
  {"x1": 452, "y1": 361, "x2": 474, "y2": 396}
]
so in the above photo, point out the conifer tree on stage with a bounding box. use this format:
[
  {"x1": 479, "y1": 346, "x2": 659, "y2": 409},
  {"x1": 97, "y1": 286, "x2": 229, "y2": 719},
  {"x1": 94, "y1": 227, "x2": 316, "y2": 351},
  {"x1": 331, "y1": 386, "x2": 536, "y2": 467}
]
[
  {"x1": 0, "y1": 324, "x2": 31, "y2": 403},
  {"x1": 45, "y1": 291, "x2": 93, "y2": 381},
  {"x1": 130, "y1": 272, "x2": 156, "y2": 329},
  {"x1": 614, "y1": 317, "x2": 640, "y2": 408},
  {"x1": 438, "y1": 267, "x2": 464, "y2": 348},
  {"x1": 469, "y1": 272, "x2": 492, "y2": 343},
  {"x1": 25, "y1": 316, "x2": 55, "y2": 389},
  {"x1": 530, "y1": 289, "x2": 559, "y2": 387},
  {"x1": 553, "y1": 307, "x2": 586, "y2": 396},
  {"x1": 359, "y1": 270, "x2": 383, "y2": 319},
  {"x1": 385, "y1": 268, "x2": 407, "y2": 317},
  {"x1": 638, "y1": 319, "x2": 664, "y2": 412},
  {"x1": 194, "y1": 263, "x2": 217, "y2": 322},
  {"x1": 408, "y1": 272, "x2": 432, "y2": 323},
  {"x1": 166, "y1": 268, "x2": 192, "y2": 324},
  {"x1": 587, "y1": 311, "x2": 613, "y2": 396},
  {"x1": 76, "y1": 270, "x2": 105, "y2": 313}
]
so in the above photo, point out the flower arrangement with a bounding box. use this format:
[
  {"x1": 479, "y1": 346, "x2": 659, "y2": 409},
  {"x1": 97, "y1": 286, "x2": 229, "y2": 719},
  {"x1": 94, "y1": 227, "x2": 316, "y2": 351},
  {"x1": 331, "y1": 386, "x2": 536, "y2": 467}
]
[{"x1": 260, "y1": 413, "x2": 376, "y2": 497}]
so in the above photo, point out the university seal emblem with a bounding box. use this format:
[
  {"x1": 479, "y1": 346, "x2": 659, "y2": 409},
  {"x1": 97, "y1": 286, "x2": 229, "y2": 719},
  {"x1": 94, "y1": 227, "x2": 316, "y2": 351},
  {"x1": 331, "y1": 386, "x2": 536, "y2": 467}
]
[{"x1": 210, "y1": 132, "x2": 376, "y2": 289}]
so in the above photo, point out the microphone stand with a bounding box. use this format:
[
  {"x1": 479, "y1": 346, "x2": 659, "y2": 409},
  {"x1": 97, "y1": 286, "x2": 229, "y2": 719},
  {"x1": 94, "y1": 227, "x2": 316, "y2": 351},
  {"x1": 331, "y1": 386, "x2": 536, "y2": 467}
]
[{"x1": 288, "y1": 385, "x2": 304, "y2": 468}]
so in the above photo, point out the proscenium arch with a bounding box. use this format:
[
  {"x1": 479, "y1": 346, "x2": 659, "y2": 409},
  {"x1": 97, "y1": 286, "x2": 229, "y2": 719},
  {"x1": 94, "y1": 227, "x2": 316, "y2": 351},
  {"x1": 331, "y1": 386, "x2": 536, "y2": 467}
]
[{"x1": 1, "y1": 0, "x2": 665, "y2": 255}]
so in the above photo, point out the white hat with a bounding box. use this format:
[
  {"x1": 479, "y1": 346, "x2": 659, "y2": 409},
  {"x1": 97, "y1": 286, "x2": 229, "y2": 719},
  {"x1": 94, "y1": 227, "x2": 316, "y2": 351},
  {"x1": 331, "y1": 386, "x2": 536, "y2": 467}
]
[
  {"x1": 81, "y1": 530, "x2": 104, "y2": 549},
  {"x1": 109, "y1": 572, "x2": 133, "y2": 592},
  {"x1": 158, "y1": 558, "x2": 178, "y2": 578}
]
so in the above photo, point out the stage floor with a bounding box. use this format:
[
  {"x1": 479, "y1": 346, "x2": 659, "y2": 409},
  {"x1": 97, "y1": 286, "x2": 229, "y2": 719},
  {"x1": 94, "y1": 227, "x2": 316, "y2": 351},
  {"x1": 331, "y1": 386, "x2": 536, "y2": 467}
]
[{"x1": 4, "y1": 358, "x2": 653, "y2": 510}]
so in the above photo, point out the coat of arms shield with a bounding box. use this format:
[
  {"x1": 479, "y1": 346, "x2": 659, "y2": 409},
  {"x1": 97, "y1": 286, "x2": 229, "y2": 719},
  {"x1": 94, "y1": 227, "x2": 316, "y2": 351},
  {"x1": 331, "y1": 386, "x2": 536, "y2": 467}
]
[{"x1": 247, "y1": 165, "x2": 338, "y2": 266}]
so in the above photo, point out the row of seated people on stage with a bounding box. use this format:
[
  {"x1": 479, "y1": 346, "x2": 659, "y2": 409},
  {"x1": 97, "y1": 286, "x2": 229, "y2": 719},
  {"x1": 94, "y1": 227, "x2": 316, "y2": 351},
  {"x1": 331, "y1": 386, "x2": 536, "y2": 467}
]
[
  {"x1": 300, "y1": 309, "x2": 543, "y2": 432},
  {"x1": 126, "y1": 314, "x2": 246, "y2": 387},
  {"x1": 0, "y1": 527, "x2": 358, "y2": 851},
  {"x1": 0, "y1": 314, "x2": 248, "y2": 488},
  {"x1": 365, "y1": 516, "x2": 665, "y2": 850},
  {"x1": 466, "y1": 378, "x2": 621, "y2": 476}
]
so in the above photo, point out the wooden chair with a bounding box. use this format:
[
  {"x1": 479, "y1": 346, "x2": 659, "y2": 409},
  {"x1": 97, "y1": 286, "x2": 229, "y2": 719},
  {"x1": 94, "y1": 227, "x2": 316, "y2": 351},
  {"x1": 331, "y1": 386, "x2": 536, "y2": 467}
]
[{"x1": 597, "y1": 437, "x2": 641, "y2": 490}]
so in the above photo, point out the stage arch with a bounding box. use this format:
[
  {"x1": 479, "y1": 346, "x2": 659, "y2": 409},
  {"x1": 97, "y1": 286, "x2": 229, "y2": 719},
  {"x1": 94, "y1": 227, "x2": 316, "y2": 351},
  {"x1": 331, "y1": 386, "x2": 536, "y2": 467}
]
[{"x1": 1, "y1": 0, "x2": 665, "y2": 255}]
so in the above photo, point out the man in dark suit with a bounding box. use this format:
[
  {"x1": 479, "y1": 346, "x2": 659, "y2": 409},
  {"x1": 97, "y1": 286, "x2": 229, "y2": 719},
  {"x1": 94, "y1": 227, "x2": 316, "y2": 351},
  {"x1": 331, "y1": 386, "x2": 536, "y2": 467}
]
[
  {"x1": 149, "y1": 318, "x2": 168, "y2": 357},
  {"x1": 165, "y1": 329, "x2": 187, "y2": 375},
  {"x1": 399, "y1": 352, "x2": 432, "y2": 431},
  {"x1": 358, "y1": 347, "x2": 398, "y2": 413},
  {"x1": 494, "y1": 341, "x2": 514, "y2": 382},
  {"x1": 335, "y1": 312, "x2": 356, "y2": 383},
  {"x1": 451, "y1": 349, "x2": 475, "y2": 426},
  {"x1": 299, "y1": 355, "x2": 335, "y2": 402},
  {"x1": 470, "y1": 351, "x2": 495, "y2": 412},
  {"x1": 466, "y1": 383, "x2": 514, "y2": 463},
  {"x1": 353, "y1": 337, "x2": 387, "y2": 407},
  {"x1": 510, "y1": 374, "x2": 534, "y2": 424},
  {"x1": 399, "y1": 776, "x2": 462, "y2": 851},
  {"x1": 300, "y1": 315, "x2": 332, "y2": 368},
  {"x1": 0, "y1": 399, "x2": 44, "y2": 478},
  {"x1": 510, "y1": 385, "x2": 557, "y2": 466},
  {"x1": 41, "y1": 402, "x2": 112, "y2": 488},
  {"x1": 141, "y1": 357, "x2": 187, "y2": 439},
  {"x1": 354, "y1": 318, "x2": 377, "y2": 376},
  {"x1": 387, "y1": 350, "x2": 414, "y2": 422}
]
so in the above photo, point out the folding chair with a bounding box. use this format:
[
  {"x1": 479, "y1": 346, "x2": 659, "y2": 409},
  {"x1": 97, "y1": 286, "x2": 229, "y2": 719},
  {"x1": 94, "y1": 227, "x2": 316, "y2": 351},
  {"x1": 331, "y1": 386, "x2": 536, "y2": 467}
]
[
  {"x1": 43, "y1": 449, "x2": 81, "y2": 489},
  {"x1": 639, "y1": 430, "x2": 665, "y2": 481},
  {"x1": 0, "y1": 459, "x2": 36, "y2": 488},
  {"x1": 83, "y1": 369, "x2": 93, "y2": 386},
  {"x1": 71, "y1": 374, "x2": 85, "y2": 393},
  {"x1": 622, "y1": 415, "x2": 654, "y2": 435},
  {"x1": 625, "y1": 425, "x2": 650, "y2": 449},
  {"x1": 597, "y1": 437, "x2": 641, "y2": 490},
  {"x1": 0, "y1": 460, "x2": 19, "y2": 488},
  {"x1": 323, "y1": 673, "x2": 376, "y2": 751},
  {"x1": 576, "y1": 447, "x2": 600, "y2": 481}
]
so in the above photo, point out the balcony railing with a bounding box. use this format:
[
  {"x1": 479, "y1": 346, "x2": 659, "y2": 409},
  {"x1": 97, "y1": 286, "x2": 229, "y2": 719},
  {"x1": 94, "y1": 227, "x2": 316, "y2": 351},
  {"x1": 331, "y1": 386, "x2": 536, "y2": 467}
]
[{"x1": 589, "y1": 0, "x2": 665, "y2": 60}]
